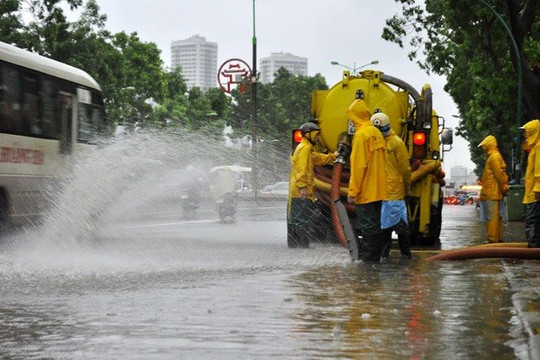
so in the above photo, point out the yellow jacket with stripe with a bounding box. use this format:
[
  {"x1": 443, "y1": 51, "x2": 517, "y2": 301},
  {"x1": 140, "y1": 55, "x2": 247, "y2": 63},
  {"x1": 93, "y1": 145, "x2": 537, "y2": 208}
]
[
  {"x1": 478, "y1": 135, "x2": 509, "y2": 201},
  {"x1": 347, "y1": 99, "x2": 388, "y2": 204},
  {"x1": 290, "y1": 138, "x2": 336, "y2": 200},
  {"x1": 384, "y1": 130, "x2": 411, "y2": 200},
  {"x1": 523, "y1": 120, "x2": 540, "y2": 204}
]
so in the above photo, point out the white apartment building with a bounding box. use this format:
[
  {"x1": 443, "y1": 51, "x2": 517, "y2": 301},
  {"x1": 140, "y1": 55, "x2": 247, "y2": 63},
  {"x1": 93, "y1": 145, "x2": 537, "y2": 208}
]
[
  {"x1": 171, "y1": 35, "x2": 218, "y2": 91},
  {"x1": 259, "y1": 52, "x2": 308, "y2": 84}
]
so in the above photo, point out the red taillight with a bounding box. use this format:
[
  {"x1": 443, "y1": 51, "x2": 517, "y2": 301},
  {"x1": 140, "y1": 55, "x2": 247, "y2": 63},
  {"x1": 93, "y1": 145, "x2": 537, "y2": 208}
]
[
  {"x1": 413, "y1": 132, "x2": 427, "y2": 146},
  {"x1": 293, "y1": 130, "x2": 303, "y2": 143},
  {"x1": 412, "y1": 131, "x2": 427, "y2": 159},
  {"x1": 291, "y1": 129, "x2": 303, "y2": 153}
]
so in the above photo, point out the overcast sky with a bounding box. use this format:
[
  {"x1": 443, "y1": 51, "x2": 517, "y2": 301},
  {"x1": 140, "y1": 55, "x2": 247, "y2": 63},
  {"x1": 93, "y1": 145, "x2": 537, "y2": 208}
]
[{"x1": 91, "y1": 0, "x2": 476, "y2": 173}]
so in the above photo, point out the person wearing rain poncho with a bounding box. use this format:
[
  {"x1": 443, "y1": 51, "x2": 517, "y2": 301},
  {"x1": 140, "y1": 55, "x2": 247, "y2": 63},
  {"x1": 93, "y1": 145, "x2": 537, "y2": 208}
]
[
  {"x1": 521, "y1": 119, "x2": 540, "y2": 248},
  {"x1": 371, "y1": 112, "x2": 412, "y2": 259},
  {"x1": 346, "y1": 99, "x2": 388, "y2": 262},
  {"x1": 477, "y1": 135, "x2": 509, "y2": 243},
  {"x1": 289, "y1": 122, "x2": 337, "y2": 248}
]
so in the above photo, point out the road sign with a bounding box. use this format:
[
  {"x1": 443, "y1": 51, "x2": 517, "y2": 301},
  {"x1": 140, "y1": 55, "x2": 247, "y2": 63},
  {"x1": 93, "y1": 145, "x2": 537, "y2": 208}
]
[{"x1": 217, "y1": 58, "x2": 252, "y2": 93}]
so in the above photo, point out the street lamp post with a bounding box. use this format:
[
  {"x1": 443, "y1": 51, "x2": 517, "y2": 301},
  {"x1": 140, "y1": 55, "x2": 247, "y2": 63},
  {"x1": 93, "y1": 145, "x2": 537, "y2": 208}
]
[
  {"x1": 478, "y1": 0, "x2": 523, "y2": 181},
  {"x1": 330, "y1": 60, "x2": 379, "y2": 75},
  {"x1": 251, "y1": 0, "x2": 258, "y2": 200}
]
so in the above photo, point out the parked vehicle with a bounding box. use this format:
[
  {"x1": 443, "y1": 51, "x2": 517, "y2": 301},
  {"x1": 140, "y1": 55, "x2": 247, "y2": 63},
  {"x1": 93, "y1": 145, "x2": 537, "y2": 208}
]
[{"x1": 260, "y1": 181, "x2": 289, "y2": 198}]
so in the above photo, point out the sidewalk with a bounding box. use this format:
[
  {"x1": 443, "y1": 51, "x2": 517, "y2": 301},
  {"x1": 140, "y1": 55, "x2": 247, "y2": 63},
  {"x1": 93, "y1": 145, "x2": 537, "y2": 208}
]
[
  {"x1": 499, "y1": 219, "x2": 540, "y2": 358},
  {"x1": 503, "y1": 257, "x2": 540, "y2": 359}
]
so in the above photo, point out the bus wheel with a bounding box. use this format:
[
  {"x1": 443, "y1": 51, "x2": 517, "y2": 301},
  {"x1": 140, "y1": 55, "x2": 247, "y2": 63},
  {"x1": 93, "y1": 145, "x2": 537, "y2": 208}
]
[{"x1": 0, "y1": 191, "x2": 8, "y2": 228}]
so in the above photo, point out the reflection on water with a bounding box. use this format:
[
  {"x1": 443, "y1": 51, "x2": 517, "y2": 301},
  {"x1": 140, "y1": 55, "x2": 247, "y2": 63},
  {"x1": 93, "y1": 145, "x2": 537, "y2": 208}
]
[
  {"x1": 0, "y1": 131, "x2": 533, "y2": 359},
  {"x1": 287, "y1": 257, "x2": 526, "y2": 359}
]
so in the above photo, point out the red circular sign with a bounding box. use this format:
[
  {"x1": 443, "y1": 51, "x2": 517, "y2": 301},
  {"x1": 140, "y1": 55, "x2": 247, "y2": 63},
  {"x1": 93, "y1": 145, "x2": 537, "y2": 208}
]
[{"x1": 217, "y1": 58, "x2": 252, "y2": 93}]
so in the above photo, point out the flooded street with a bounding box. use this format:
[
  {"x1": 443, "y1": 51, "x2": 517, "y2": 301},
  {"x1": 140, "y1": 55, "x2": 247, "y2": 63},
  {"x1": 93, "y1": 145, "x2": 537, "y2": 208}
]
[
  {"x1": 0, "y1": 134, "x2": 536, "y2": 359},
  {"x1": 0, "y1": 196, "x2": 538, "y2": 359}
]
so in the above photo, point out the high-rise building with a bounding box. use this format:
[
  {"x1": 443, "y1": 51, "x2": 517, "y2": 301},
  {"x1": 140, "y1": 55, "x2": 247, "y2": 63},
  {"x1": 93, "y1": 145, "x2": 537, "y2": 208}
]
[
  {"x1": 259, "y1": 52, "x2": 308, "y2": 84},
  {"x1": 450, "y1": 165, "x2": 470, "y2": 189},
  {"x1": 171, "y1": 35, "x2": 218, "y2": 91}
]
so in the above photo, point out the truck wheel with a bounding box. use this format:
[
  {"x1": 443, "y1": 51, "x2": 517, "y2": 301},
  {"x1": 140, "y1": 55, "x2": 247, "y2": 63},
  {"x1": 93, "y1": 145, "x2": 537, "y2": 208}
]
[
  {"x1": 287, "y1": 224, "x2": 309, "y2": 248},
  {"x1": 313, "y1": 201, "x2": 335, "y2": 244},
  {"x1": 287, "y1": 224, "x2": 298, "y2": 248},
  {"x1": 408, "y1": 218, "x2": 421, "y2": 247},
  {"x1": 427, "y1": 201, "x2": 443, "y2": 247}
]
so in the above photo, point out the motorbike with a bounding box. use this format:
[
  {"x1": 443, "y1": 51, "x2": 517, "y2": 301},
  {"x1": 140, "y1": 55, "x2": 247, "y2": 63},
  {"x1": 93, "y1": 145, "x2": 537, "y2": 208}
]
[
  {"x1": 180, "y1": 188, "x2": 199, "y2": 219},
  {"x1": 216, "y1": 191, "x2": 237, "y2": 222}
]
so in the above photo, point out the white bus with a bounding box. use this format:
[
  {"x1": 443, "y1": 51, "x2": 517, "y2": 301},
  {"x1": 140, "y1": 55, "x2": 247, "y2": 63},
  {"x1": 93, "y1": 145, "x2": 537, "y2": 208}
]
[{"x1": 0, "y1": 41, "x2": 107, "y2": 226}]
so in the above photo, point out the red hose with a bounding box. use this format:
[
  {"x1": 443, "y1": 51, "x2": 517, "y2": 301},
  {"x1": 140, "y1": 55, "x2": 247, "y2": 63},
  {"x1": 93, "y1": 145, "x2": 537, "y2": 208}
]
[
  {"x1": 426, "y1": 247, "x2": 540, "y2": 261},
  {"x1": 330, "y1": 163, "x2": 348, "y2": 247}
]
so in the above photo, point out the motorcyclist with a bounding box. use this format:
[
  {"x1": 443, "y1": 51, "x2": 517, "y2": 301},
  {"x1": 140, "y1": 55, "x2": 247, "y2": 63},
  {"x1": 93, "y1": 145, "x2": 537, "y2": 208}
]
[
  {"x1": 183, "y1": 165, "x2": 205, "y2": 206},
  {"x1": 520, "y1": 119, "x2": 540, "y2": 248},
  {"x1": 210, "y1": 167, "x2": 237, "y2": 221},
  {"x1": 372, "y1": 112, "x2": 412, "y2": 259},
  {"x1": 289, "y1": 121, "x2": 337, "y2": 247},
  {"x1": 346, "y1": 99, "x2": 388, "y2": 261},
  {"x1": 477, "y1": 135, "x2": 509, "y2": 243}
]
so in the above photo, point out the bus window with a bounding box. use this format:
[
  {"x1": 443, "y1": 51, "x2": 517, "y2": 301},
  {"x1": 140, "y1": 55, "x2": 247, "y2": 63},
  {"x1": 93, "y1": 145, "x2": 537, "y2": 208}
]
[
  {"x1": 22, "y1": 72, "x2": 41, "y2": 136},
  {"x1": 78, "y1": 104, "x2": 104, "y2": 143},
  {"x1": 0, "y1": 64, "x2": 22, "y2": 133},
  {"x1": 41, "y1": 78, "x2": 57, "y2": 138},
  {"x1": 59, "y1": 94, "x2": 73, "y2": 154}
]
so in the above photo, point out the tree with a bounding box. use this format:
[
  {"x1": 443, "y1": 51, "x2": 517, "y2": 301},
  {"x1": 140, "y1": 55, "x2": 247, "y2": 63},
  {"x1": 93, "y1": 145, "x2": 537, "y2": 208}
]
[
  {"x1": 230, "y1": 68, "x2": 327, "y2": 145},
  {"x1": 151, "y1": 67, "x2": 190, "y2": 129},
  {"x1": 383, "y1": 0, "x2": 540, "y2": 175},
  {"x1": 0, "y1": 0, "x2": 24, "y2": 44},
  {"x1": 186, "y1": 87, "x2": 213, "y2": 130}
]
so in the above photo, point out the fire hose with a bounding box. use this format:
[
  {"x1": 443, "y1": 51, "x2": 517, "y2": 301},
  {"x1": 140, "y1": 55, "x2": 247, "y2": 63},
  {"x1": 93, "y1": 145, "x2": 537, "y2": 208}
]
[{"x1": 426, "y1": 242, "x2": 540, "y2": 261}]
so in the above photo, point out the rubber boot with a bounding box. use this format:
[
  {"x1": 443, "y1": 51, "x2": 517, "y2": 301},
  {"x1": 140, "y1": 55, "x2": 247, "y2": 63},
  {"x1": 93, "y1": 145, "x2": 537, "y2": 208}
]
[
  {"x1": 526, "y1": 222, "x2": 540, "y2": 248},
  {"x1": 381, "y1": 229, "x2": 392, "y2": 258},
  {"x1": 357, "y1": 234, "x2": 370, "y2": 261},
  {"x1": 398, "y1": 233, "x2": 412, "y2": 259},
  {"x1": 363, "y1": 233, "x2": 383, "y2": 262}
]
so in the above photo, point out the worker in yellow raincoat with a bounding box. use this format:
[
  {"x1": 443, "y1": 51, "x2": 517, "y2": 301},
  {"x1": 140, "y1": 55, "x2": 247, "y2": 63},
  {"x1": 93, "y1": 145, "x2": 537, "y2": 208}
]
[
  {"x1": 289, "y1": 122, "x2": 337, "y2": 248},
  {"x1": 520, "y1": 119, "x2": 540, "y2": 248},
  {"x1": 347, "y1": 99, "x2": 388, "y2": 261},
  {"x1": 478, "y1": 135, "x2": 509, "y2": 243},
  {"x1": 371, "y1": 112, "x2": 412, "y2": 259}
]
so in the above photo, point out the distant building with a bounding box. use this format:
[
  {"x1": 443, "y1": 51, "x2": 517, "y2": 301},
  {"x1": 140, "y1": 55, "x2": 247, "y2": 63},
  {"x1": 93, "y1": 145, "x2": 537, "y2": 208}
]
[
  {"x1": 171, "y1": 35, "x2": 218, "y2": 91},
  {"x1": 259, "y1": 52, "x2": 308, "y2": 84},
  {"x1": 450, "y1": 165, "x2": 471, "y2": 190}
]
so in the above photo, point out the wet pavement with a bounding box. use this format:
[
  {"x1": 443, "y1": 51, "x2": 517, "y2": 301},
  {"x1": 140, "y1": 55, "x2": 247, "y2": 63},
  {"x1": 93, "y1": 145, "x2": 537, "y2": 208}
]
[{"x1": 0, "y1": 199, "x2": 539, "y2": 359}]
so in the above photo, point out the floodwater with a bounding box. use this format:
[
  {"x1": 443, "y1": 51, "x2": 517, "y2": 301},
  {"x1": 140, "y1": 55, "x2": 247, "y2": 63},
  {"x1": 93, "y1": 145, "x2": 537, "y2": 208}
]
[{"x1": 0, "y1": 134, "x2": 537, "y2": 359}]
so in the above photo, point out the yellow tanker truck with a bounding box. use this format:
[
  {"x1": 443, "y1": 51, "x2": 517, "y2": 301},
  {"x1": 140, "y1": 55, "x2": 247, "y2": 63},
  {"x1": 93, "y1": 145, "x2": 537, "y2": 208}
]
[{"x1": 287, "y1": 70, "x2": 452, "y2": 255}]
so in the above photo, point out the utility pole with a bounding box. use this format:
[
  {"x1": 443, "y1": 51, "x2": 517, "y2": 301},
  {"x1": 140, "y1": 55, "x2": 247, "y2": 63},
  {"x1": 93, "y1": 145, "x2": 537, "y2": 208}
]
[
  {"x1": 251, "y1": 0, "x2": 258, "y2": 200},
  {"x1": 478, "y1": 0, "x2": 523, "y2": 181}
]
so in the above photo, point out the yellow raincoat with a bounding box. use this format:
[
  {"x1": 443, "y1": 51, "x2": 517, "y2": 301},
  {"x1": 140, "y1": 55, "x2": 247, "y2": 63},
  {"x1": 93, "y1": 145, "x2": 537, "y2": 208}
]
[
  {"x1": 347, "y1": 99, "x2": 387, "y2": 204},
  {"x1": 478, "y1": 135, "x2": 509, "y2": 243},
  {"x1": 478, "y1": 135, "x2": 509, "y2": 201},
  {"x1": 383, "y1": 130, "x2": 411, "y2": 200},
  {"x1": 290, "y1": 138, "x2": 336, "y2": 200},
  {"x1": 523, "y1": 119, "x2": 540, "y2": 204}
]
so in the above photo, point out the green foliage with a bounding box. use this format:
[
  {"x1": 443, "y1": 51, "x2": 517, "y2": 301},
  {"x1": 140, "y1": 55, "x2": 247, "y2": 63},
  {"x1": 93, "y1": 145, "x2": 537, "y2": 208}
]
[
  {"x1": 383, "y1": 0, "x2": 540, "y2": 176},
  {"x1": 0, "y1": 0, "x2": 23, "y2": 44},
  {"x1": 230, "y1": 67, "x2": 327, "y2": 146},
  {"x1": 1, "y1": 1, "x2": 328, "y2": 181}
]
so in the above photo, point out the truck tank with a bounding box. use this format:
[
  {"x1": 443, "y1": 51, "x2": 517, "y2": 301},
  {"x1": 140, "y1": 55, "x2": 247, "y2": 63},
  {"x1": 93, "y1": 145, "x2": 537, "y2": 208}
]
[{"x1": 288, "y1": 70, "x2": 448, "y2": 254}]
